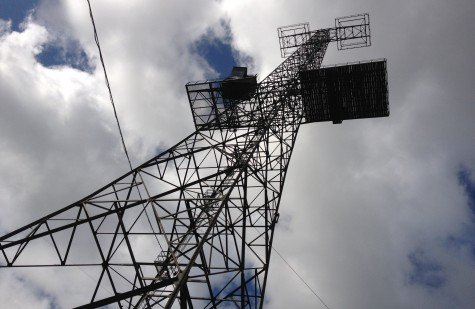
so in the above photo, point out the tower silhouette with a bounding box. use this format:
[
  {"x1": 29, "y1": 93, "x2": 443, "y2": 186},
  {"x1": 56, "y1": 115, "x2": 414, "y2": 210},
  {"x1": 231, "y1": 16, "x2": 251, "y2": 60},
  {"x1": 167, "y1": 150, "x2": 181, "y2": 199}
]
[{"x1": 0, "y1": 13, "x2": 388, "y2": 308}]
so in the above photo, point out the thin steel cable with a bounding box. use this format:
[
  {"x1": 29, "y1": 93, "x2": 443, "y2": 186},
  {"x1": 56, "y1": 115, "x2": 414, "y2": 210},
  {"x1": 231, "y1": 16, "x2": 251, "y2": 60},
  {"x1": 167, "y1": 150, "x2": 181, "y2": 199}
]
[
  {"x1": 85, "y1": 0, "x2": 164, "y2": 257},
  {"x1": 272, "y1": 246, "x2": 331, "y2": 309},
  {"x1": 250, "y1": 226, "x2": 330, "y2": 308},
  {"x1": 86, "y1": 0, "x2": 133, "y2": 172}
]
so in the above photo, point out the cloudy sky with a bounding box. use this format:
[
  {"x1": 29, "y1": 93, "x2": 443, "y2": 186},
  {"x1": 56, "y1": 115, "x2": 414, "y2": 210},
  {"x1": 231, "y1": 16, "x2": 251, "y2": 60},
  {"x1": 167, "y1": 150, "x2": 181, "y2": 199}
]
[{"x1": 0, "y1": 0, "x2": 474, "y2": 308}]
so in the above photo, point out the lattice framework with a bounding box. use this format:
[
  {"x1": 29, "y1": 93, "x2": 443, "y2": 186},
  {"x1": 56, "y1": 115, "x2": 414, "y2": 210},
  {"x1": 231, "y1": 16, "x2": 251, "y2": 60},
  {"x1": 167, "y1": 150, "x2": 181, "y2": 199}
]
[{"x1": 0, "y1": 14, "x2": 382, "y2": 309}]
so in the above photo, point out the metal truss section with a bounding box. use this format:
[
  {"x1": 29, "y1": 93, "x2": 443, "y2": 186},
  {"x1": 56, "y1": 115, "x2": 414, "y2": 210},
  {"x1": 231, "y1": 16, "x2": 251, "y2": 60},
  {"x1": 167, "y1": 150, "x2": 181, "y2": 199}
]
[
  {"x1": 277, "y1": 13, "x2": 370, "y2": 58},
  {"x1": 277, "y1": 22, "x2": 310, "y2": 58},
  {"x1": 187, "y1": 29, "x2": 331, "y2": 132},
  {"x1": 0, "y1": 27, "x2": 326, "y2": 308},
  {"x1": 1, "y1": 126, "x2": 274, "y2": 308},
  {"x1": 334, "y1": 13, "x2": 371, "y2": 50},
  {"x1": 0, "y1": 13, "x2": 386, "y2": 309},
  {"x1": 185, "y1": 14, "x2": 372, "y2": 130}
]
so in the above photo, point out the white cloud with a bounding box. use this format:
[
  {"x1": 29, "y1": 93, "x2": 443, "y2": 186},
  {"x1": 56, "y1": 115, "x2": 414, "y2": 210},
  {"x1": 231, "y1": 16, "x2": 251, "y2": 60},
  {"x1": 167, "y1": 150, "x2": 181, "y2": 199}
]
[
  {"x1": 0, "y1": 271, "x2": 52, "y2": 309},
  {"x1": 1, "y1": 0, "x2": 474, "y2": 308}
]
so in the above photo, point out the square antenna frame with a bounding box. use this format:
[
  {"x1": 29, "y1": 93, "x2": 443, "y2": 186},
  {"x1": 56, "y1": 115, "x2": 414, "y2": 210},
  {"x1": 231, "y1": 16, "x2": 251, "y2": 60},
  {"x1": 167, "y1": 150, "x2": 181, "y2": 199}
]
[
  {"x1": 335, "y1": 13, "x2": 371, "y2": 50},
  {"x1": 277, "y1": 22, "x2": 310, "y2": 58}
]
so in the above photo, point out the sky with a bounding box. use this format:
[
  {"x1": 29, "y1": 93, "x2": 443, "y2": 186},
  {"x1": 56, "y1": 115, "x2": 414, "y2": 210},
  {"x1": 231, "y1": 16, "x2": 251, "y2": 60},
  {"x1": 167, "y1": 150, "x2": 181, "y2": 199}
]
[{"x1": 0, "y1": 0, "x2": 474, "y2": 308}]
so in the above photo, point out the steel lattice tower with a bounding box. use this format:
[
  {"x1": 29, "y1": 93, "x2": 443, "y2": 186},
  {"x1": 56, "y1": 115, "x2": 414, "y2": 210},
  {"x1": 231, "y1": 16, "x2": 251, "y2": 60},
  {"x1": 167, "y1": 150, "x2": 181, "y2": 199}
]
[{"x1": 0, "y1": 14, "x2": 388, "y2": 308}]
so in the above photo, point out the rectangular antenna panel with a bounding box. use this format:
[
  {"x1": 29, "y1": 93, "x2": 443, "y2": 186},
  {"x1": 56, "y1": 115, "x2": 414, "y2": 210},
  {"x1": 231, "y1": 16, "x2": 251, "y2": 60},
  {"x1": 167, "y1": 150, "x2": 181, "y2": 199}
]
[{"x1": 300, "y1": 59, "x2": 389, "y2": 124}]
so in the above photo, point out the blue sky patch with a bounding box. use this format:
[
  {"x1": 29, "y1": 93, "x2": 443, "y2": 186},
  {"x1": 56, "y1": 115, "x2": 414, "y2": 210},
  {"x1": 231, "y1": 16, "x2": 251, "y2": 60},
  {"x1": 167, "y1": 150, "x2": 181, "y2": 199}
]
[
  {"x1": 406, "y1": 167, "x2": 475, "y2": 290},
  {"x1": 196, "y1": 37, "x2": 236, "y2": 79},
  {"x1": 0, "y1": 0, "x2": 38, "y2": 31},
  {"x1": 194, "y1": 20, "x2": 237, "y2": 79},
  {"x1": 407, "y1": 249, "x2": 446, "y2": 289},
  {"x1": 209, "y1": 271, "x2": 260, "y2": 307},
  {"x1": 458, "y1": 168, "x2": 475, "y2": 217},
  {"x1": 36, "y1": 40, "x2": 93, "y2": 72},
  {"x1": 448, "y1": 167, "x2": 475, "y2": 259},
  {"x1": 0, "y1": 0, "x2": 93, "y2": 73}
]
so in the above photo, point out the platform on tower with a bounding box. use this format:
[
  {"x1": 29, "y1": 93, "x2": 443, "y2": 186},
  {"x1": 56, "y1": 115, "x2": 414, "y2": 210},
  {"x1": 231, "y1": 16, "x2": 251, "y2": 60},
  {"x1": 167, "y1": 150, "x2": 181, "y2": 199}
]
[{"x1": 186, "y1": 66, "x2": 257, "y2": 130}]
